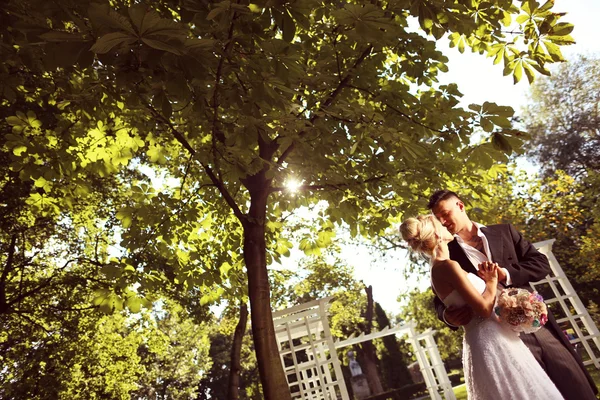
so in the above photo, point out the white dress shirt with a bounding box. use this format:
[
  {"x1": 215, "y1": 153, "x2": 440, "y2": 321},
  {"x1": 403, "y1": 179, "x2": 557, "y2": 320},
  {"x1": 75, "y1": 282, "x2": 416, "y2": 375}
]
[{"x1": 455, "y1": 222, "x2": 512, "y2": 285}]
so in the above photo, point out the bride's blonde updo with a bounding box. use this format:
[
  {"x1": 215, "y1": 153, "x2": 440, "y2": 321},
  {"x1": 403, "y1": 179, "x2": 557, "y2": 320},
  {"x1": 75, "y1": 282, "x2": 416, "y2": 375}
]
[{"x1": 399, "y1": 215, "x2": 441, "y2": 257}]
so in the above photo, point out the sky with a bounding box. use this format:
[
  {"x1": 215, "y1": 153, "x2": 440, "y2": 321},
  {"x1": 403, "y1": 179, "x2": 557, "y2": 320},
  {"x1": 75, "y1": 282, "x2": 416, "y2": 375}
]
[
  {"x1": 437, "y1": 0, "x2": 600, "y2": 111},
  {"x1": 280, "y1": 0, "x2": 600, "y2": 317}
]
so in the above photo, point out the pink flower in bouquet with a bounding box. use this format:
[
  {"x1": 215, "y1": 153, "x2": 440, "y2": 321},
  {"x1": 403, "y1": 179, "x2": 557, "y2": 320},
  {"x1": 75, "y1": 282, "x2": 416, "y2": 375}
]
[{"x1": 494, "y1": 288, "x2": 548, "y2": 334}]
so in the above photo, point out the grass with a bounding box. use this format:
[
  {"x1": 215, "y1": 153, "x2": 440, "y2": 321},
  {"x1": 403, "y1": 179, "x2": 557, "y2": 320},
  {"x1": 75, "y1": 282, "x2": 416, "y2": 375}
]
[{"x1": 452, "y1": 384, "x2": 468, "y2": 400}]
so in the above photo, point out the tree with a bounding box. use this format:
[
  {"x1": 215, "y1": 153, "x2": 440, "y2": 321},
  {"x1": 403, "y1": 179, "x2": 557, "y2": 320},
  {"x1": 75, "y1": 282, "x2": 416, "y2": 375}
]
[
  {"x1": 2, "y1": 0, "x2": 576, "y2": 396},
  {"x1": 198, "y1": 309, "x2": 261, "y2": 400},
  {"x1": 1, "y1": 295, "x2": 213, "y2": 399},
  {"x1": 522, "y1": 55, "x2": 600, "y2": 178},
  {"x1": 397, "y1": 288, "x2": 463, "y2": 362},
  {"x1": 480, "y1": 169, "x2": 600, "y2": 312},
  {"x1": 374, "y1": 302, "x2": 413, "y2": 390},
  {"x1": 133, "y1": 301, "x2": 213, "y2": 400}
]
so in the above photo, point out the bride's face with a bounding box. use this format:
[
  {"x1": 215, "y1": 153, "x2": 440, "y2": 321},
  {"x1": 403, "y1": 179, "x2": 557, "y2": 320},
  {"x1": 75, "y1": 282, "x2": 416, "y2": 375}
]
[{"x1": 437, "y1": 223, "x2": 454, "y2": 243}]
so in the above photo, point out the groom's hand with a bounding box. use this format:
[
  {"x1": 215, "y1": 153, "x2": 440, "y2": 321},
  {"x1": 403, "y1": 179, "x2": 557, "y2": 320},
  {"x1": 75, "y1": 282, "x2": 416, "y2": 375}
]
[
  {"x1": 444, "y1": 305, "x2": 473, "y2": 327},
  {"x1": 496, "y1": 266, "x2": 507, "y2": 284}
]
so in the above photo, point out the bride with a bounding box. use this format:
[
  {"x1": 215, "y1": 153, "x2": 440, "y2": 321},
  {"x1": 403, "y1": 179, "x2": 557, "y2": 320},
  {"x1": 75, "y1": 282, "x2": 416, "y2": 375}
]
[{"x1": 400, "y1": 215, "x2": 563, "y2": 400}]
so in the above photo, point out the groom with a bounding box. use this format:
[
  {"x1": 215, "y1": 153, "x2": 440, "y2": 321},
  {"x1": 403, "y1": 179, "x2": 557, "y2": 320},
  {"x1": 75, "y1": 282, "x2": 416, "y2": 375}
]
[{"x1": 428, "y1": 190, "x2": 597, "y2": 400}]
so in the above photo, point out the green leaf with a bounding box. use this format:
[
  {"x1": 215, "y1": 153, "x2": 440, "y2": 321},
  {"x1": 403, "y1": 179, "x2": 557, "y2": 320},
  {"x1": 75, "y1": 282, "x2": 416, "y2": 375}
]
[
  {"x1": 491, "y1": 132, "x2": 512, "y2": 152},
  {"x1": 545, "y1": 35, "x2": 576, "y2": 45},
  {"x1": 543, "y1": 41, "x2": 564, "y2": 62},
  {"x1": 141, "y1": 38, "x2": 183, "y2": 55},
  {"x1": 91, "y1": 32, "x2": 136, "y2": 54},
  {"x1": 516, "y1": 14, "x2": 529, "y2": 24},
  {"x1": 480, "y1": 118, "x2": 494, "y2": 133},
  {"x1": 539, "y1": 1, "x2": 554, "y2": 12},
  {"x1": 523, "y1": 62, "x2": 535, "y2": 84},
  {"x1": 551, "y1": 22, "x2": 574, "y2": 36},
  {"x1": 6, "y1": 116, "x2": 23, "y2": 126},
  {"x1": 184, "y1": 38, "x2": 215, "y2": 51},
  {"x1": 513, "y1": 62, "x2": 523, "y2": 84},
  {"x1": 206, "y1": 6, "x2": 226, "y2": 21},
  {"x1": 282, "y1": 10, "x2": 296, "y2": 43},
  {"x1": 488, "y1": 116, "x2": 511, "y2": 128},
  {"x1": 125, "y1": 296, "x2": 142, "y2": 313},
  {"x1": 530, "y1": 62, "x2": 551, "y2": 76},
  {"x1": 249, "y1": 3, "x2": 261, "y2": 13},
  {"x1": 88, "y1": 3, "x2": 136, "y2": 35},
  {"x1": 130, "y1": 4, "x2": 187, "y2": 39},
  {"x1": 13, "y1": 145, "x2": 27, "y2": 156}
]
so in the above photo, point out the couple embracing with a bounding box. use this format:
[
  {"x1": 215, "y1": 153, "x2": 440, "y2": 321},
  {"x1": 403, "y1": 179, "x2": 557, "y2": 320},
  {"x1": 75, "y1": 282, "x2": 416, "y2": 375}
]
[{"x1": 401, "y1": 190, "x2": 597, "y2": 400}]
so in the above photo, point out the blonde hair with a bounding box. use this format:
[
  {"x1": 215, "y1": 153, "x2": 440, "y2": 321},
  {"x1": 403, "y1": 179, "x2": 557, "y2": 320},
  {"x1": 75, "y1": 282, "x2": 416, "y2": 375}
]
[{"x1": 399, "y1": 215, "x2": 442, "y2": 257}]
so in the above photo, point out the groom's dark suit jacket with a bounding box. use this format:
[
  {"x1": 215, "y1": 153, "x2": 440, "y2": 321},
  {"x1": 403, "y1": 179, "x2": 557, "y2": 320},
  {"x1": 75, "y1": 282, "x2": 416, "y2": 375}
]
[{"x1": 434, "y1": 223, "x2": 597, "y2": 392}]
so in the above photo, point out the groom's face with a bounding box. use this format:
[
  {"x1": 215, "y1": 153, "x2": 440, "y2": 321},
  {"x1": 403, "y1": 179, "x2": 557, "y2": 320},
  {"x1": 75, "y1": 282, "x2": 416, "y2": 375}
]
[{"x1": 432, "y1": 197, "x2": 466, "y2": 234}]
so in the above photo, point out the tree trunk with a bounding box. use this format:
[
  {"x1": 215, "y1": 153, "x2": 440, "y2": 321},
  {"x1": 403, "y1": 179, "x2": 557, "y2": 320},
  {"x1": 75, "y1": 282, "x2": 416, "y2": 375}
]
[
  {"x1": 227, "y1": 302, "x2": 248, "y2": 400},
  {"x1": 375, "y1": 302, "x2": 413, "y2": 389},
  {"x1": 360, "y1": 285, "x2": 384, "y2": 394},
  {"x1": 243, "y1": 189, "x2": 291, "y2": 400}
]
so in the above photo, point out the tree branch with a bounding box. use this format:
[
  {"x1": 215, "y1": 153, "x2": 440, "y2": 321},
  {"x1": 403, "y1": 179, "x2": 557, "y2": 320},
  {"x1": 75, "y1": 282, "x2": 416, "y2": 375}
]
[
  {"x1": 348, "y1": 84, "x2": 448, "y2": 135},
  {"x1": 16, "y1": 312, "x2": 52, "y2": 334},
  {"x1": 142, "y1": 100, "x2": 246, "y2": 222},
  {"x1": 211, "y1": 4, "x2": 239, "y2": 145},
  {"x1": 7, "y1": 258, "x2": 77, "y2": 309},
  {"x1": 270, "y1": 174, "x2": 387, "y2": 193},
  {"x1": 0, "y1": 234, "x2": 18, "y2": 312},
  {"x1": 201, "y1": 162, "x2": 247, "y2": 222},
  {"x1": 276, "y1": 46, "x2": 374, "y2": 166}
]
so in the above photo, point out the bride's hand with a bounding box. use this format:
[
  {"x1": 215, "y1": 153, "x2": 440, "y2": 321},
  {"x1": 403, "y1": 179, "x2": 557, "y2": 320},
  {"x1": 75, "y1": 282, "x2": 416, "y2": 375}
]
[{"x1": 478, "y1": 261, "x2": 498, "y2": 282}]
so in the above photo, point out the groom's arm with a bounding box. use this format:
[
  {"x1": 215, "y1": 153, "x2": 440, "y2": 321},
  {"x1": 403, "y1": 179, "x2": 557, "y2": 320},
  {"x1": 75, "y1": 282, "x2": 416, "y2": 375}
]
[
  {"x1": 434, "y1": 294, "x2": 460, "y2": 331},
  {"x1": 501, "y1": 224, "x2": 551, "y2": 286}
]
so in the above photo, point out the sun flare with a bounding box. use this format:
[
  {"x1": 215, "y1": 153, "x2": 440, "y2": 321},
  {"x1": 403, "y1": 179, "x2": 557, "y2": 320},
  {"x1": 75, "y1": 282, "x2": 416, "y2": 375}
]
[{"x1": 284, "y1": 179, "x2": 302, "y2": 193}]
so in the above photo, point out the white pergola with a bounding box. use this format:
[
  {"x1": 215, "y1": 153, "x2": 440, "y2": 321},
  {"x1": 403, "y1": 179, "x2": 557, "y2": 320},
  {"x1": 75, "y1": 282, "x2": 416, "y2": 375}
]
[
  {"x1": 533, "y1": 239, "x2": 600, "y2": 369},
  {"x1": 272, "y1": 297, "x2": 455, "y2": 400}
]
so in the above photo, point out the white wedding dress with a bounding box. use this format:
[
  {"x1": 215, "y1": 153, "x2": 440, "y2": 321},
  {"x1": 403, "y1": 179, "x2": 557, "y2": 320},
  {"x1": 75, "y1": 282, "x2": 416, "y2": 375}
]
[{"x1": 440, "y1": 273, "x2": 564, "y2": 400}]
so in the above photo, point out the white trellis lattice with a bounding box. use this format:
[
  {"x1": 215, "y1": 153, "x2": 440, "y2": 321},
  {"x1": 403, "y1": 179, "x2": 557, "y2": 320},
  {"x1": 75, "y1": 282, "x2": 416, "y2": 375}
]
[
  {"x1": 273, "y1": 297, "x2": 455, "y2": 400},
  {"x1": 272, "y1": 297, "x2": 349, "y2": 400},
  {"x1": 406, "y1": 328, "x2": 455, "y2": 400},
  {"x1": 532, "y1": 239, "x2": 600, "y2": 369}
]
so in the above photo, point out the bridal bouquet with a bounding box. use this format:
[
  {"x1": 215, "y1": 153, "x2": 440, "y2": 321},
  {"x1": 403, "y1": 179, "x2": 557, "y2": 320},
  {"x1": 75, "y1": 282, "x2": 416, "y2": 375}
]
[{"x1": 494, "y1": 288, "x2": 548, "y2": 334}]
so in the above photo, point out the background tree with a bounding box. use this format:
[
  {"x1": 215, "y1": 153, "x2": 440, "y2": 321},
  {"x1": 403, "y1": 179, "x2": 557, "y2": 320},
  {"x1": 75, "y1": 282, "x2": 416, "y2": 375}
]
[
  {"x1": 2, "y1": 0, "x2": 576, "y2": 396},
  {"x1": 375, "y1": 302, "x2": 413, "y2": 390},
  {"x1": 522, "y1": 55, "x2": 600, "y2": 179},
  {"x1": 397, "y1": 288, "x2": 463, "y2": 362},
  {"x1": 1, "y1": 299, "x2": 212, "y2": 400},
  {"x1": 198, "y1": 306, "x2": 261, "y2": 400},
  {"x1": 480, "y1": 169, "x2": 600, "y2": 317}
]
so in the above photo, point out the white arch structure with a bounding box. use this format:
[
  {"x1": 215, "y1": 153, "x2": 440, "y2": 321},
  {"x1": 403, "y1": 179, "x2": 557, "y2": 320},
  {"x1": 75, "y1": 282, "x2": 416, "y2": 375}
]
[{"x1": 272, "y1": 297, "x2": 455, "y2": 400}]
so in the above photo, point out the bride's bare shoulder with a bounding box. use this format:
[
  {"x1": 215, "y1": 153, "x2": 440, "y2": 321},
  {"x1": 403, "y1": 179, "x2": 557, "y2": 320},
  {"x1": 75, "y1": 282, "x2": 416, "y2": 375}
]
[{"x1": 431, "y1": 259, "x2": 462, "y2": 277}]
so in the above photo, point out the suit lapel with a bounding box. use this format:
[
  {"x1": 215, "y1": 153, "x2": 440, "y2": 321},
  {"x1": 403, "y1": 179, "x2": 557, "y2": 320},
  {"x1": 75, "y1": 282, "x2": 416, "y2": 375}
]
[
  {"x1": 448, "y1": 239, "x2": 477, "y2": 274},
  {"x1": 481, "y1": 226, "x2": 503, "y2": 262}
]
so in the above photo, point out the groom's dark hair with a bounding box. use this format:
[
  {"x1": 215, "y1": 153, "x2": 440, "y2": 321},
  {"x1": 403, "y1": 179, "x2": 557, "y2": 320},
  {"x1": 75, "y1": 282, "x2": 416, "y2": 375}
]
[{"x1": 427, "y1": 190, "x2": 461, "y2": 210}]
